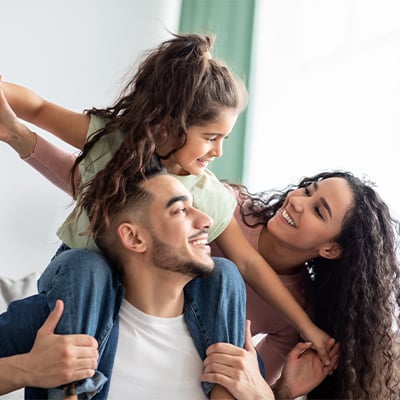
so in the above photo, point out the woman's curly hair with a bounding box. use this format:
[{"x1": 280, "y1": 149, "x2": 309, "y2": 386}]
[{"x1": 234, "y1": 170, "x2": 400, "y2": 399}]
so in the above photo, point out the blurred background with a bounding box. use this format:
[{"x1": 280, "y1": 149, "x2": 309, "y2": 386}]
[{"x1": 1, "y1": 0, "x2": 399, "y2": 279}]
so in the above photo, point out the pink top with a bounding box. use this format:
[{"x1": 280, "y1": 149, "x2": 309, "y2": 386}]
[
  {"x1": 22, "y1": 135, "x2": 80, "y2": 195},
  {"x1": 211, "y1": 189, "x2": 307, "y2": 384}
]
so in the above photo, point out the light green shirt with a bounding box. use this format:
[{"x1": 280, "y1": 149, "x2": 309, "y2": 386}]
[{"x1": 57, "y1": 115, "x2": 236, "y2": 251}]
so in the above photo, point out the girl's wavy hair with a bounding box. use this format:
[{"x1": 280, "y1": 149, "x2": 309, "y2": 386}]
[
  {"x1": 233, "y1": 170, "x2": 400, "y2": 399},
  {"x1": 71, "y1": 33, "x2": 247, "y2": 238}
]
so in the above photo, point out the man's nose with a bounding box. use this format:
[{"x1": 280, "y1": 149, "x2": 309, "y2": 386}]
[{"x1": 194, "y1": 207, "x2": 213, "y2": 229}]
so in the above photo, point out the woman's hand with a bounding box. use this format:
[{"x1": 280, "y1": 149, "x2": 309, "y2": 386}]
[
  {"x1": 0, "y1": 75, "x2": 37, "y2": 157},
  {"x1": 202, "y1": 320, "x2": 274, "y2": 400},
  {"x1": 273, "y1": 340, "x2": 340, "y2": 399}
]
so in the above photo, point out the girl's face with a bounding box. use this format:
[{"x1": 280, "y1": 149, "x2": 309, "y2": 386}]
[
  {"x1": 267, "y1": 177, "x2": 354, "y2": 259},
  {"x1": 162, "y1": 109, "x2": 239, "y2": 176}
]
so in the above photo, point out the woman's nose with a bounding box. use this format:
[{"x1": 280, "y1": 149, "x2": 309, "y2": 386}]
[{"x1": 287, "y1": 194, "x2": 305, "y2": 213}]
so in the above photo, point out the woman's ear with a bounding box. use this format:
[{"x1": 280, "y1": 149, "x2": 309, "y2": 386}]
[
  {"x1": 117, "y1": 222, "x2": 147, "y2": 253},
  {"x1": 319, "y1": 242, "x2": 343, "y2": 260}
]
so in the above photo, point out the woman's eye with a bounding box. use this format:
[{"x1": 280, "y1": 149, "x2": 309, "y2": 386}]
[
  {"x1": 314, "y1": 206, "x2": 324, "y2": 220},
  {"x1": 304, "y1": 187, "x2": 311, "y2": 196},
  {"x1": 207, "y1": 137, "x2": 217, "y2": 142}
]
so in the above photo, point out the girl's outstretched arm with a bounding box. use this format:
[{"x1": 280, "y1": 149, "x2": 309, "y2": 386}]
[
  {"x1": 215, "y1": 217, "x2": 333, "y2": 366},
  {"x1": 2, "y1": 79, "x2": 90, "y2": 149}
]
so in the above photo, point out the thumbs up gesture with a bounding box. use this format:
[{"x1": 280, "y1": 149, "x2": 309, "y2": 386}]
[{"x1": 22, "y1": 299, "x2": 99, "y2": 388}]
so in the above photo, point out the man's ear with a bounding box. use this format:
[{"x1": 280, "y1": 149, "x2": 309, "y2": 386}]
[
  {"x1": 117, "y1": 222, "x2": 147, "y2": 253},
  {"x1": 319, "y1": 242, "x2": 343, "y2": 260}
]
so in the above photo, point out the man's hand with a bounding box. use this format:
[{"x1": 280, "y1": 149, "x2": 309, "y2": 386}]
[
  {"x1": 273, "y1": 340, "x2": 340, "y2": 399},
  {"x1": 20, "y1": 299, "x2": 98, "y2": 388},
  {"x1": 202, "y1": 320, "x2": 274, "y2": 400}
]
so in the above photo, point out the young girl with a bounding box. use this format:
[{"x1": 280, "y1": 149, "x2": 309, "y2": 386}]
[
  {"x1": 209, "y1": 171, "x2": 400, "y2": 399},
  {"x1": 1, "y1": 33, "x2": 332, "y2": 394}
]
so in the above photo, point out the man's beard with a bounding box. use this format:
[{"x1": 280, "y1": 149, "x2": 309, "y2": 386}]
[{"x1": 150, "y1": 233, "x2": 214, "y2": 278}]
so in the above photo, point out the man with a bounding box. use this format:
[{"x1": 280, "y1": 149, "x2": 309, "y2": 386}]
[{"x1": 0, "y1": 166, "x2": 247, "y2": 399}]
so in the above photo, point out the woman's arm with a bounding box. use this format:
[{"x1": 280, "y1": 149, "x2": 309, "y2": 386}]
[
  {"x1": 23, "y1": 133, "x2": 79, "y2": 195},
  {"x1": 215, "y1": 217, "x2": 333, "y2": 366},
  {"x1": 0, "y1": 77, "x2": 80, "y2": 194},
  {"x1": 2, "y1": 78, "x2": 90, "y2": 149},
  {"x1": 0, "y1": 300, "x2": 98, "y2": 395}
]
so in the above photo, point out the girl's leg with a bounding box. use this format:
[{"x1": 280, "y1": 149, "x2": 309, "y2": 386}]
[
  {"x1": 38, "y1": 246, "x2": 121, "y2": 354},
  {"x1": 0, "y1": 293, "x2": 108, "y2": 399},
  {"x1": 184, "y1": 257, "x2": 247, "y2": 397},
  {"x1": 37, "y1": 246, "x2": 122, "y2": 399}
]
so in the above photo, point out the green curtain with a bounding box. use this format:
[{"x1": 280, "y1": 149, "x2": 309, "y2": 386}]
[{"x1": 179, "y1": 0, "x2": 256, "y2": 183}]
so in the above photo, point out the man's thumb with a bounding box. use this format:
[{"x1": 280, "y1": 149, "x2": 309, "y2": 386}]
[{"x1": 40, "y1": 299, "x2": 64, "y2": 334}]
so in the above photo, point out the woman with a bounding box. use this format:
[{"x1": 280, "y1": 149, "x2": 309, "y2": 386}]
[
  {"x1": 0, "y1": 83, "x2": 398, "y2": 396},
  {"x1": 211, "y1": 171, "x2": 400, "y2": 398}
]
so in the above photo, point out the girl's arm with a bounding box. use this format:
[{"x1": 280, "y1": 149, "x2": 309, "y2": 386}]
[
  {"x1": 2, "y1": 79, "x2": 89, "y2": 149},
  {"x1": 215, "y1": 217, "x2": 333, "y2": 366}
]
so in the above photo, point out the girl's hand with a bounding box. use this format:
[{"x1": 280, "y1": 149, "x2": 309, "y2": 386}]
[
  {"x1": 301, "y1": 323, "x2": 335, "y2": 367},
  {"x1": 273, "y1": 341, "x2": 340, "y2": 399},
  {"x1": 202, "y1": 320, "x2": 274, "y2": 400}
]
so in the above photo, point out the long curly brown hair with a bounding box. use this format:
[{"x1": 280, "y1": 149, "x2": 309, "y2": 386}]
[
  {"x1": 235, "y1": 171, "x2": 400, "y2": 399},
  {"x1": 70, "y1": 33, "x2": 247, "y2": 239}
]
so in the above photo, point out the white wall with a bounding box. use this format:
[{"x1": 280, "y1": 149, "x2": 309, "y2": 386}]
[
  {"x1": 245, "y1": 0, "x2": 399, "y2": 220},
  {"x1": 0, "y1": 0, "x2": 181, "y2": 279}
]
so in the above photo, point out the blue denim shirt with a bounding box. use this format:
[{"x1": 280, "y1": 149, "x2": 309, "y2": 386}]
[{"x1": 0, "y1": 257, "x2": 249, "y2": 399}]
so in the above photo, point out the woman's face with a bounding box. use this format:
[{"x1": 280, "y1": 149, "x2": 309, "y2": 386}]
[{"x1": 267, "y1": 177, "x2": 354, "y2": 258}]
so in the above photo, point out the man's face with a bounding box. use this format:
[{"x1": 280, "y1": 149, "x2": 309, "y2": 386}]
[{"x1": 143, "y1": 174, "x2": 215, "y2": 278}]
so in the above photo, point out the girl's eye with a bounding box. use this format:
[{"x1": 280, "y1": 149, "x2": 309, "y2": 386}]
[
  {"x1": 304, "y1": 187, "x2": 311, "y2": 196},
  {"x1": 207, "y1": 137, "x2": 217, "y2": 142}
]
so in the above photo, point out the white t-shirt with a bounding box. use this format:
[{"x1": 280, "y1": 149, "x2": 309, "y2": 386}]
[{"x1": 108, "y1": 299, "x2": 207, "y2": 399}]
